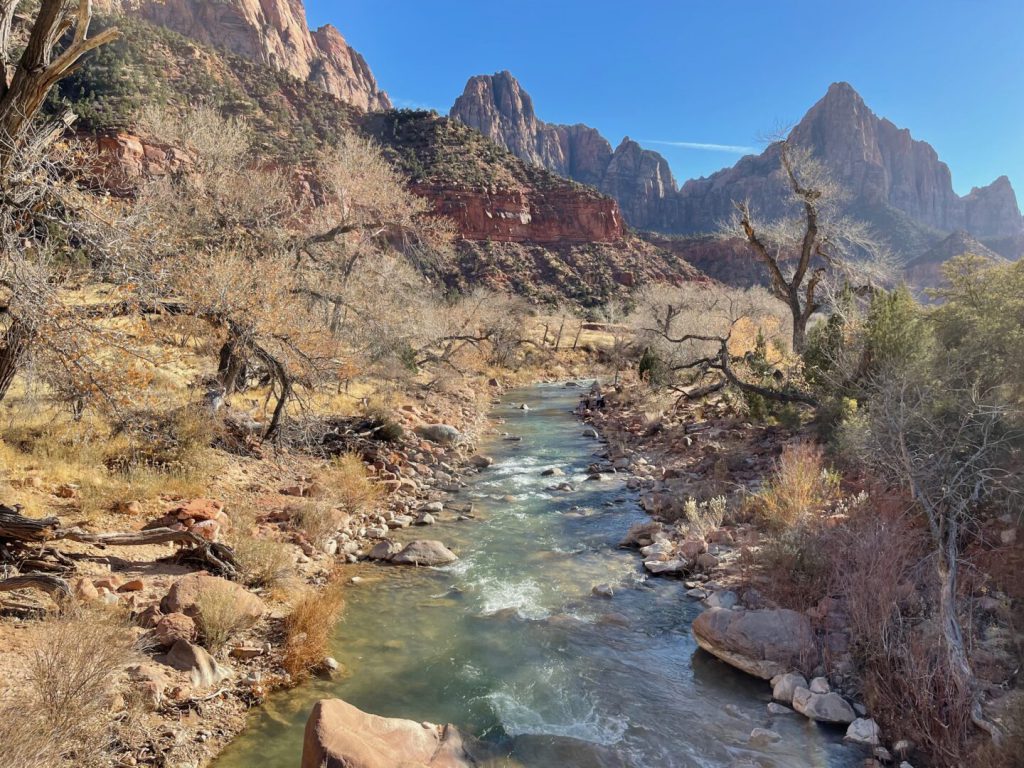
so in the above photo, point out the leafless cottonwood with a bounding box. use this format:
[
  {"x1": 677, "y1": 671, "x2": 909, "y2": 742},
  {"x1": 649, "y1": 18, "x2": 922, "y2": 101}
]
[
  {"x1": 630, "y1": 281, "x2": 817, "y2": 404},
  {"x1": 852, "y1": 374, "x2": 1021, "y2": 746},
  {"x1": 723, "y1": 139, "x2": 886, "y2": 354},
  {"x1": 0, "y1": 1, "x2": 122, "y2": 406}
]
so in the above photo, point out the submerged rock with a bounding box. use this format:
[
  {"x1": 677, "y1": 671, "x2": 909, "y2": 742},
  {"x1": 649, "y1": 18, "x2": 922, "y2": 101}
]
[
  {"x1": 691, "y1": 608, "x2": 818, "y2": 680},
  {"x1": 391, "y1": 540, "x2": 458, "y2": 566}
]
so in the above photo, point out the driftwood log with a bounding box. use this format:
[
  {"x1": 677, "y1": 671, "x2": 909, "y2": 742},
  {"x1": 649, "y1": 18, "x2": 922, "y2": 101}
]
[{"x1": 0, "y1": 505, "x2": 239, "y2": 602}]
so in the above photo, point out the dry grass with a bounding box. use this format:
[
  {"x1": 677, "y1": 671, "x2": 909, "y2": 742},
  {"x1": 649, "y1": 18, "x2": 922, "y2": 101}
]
[
  {"x1": 0, "y1": 611, "x2": 141, "y2": 768},
  {"x1": 753, "y1": 442, "x2": 840, "y2": 531},
  {"x1": 682, "y1": 495, "x2": 727, "y2": 540},
  {"x1": 193, "y1": 579, "x2": 260, "y2": 653},
  {"x1": 233, "y1": 534, "x2": 294, "y2": 589},
  {"x1": 292, "y1": 501, "x2": 344, "y2": 551},
  {"x1": 0, "y1": 404, "x2": 215, "y2": 520},
  {"x1": 282, "y1": 578, "x2": 345, "y2": 679},
  {"x1": 319, "y1": 453, "x2": 381, "y2": 513}
]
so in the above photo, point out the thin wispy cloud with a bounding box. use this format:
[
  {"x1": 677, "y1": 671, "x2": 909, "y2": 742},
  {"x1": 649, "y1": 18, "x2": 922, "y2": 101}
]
[{"x1": 644, "y1": 140, "x2": 758, "y2": 154}]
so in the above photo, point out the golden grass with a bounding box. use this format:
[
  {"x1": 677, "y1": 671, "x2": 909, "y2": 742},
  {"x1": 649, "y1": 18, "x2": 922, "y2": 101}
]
[
  {"x1": 282, "y1": 578, "x2": 345, "y2": 680},
  {"x1": 0, "y1": 611, "x2": 141, "y2": 768},
  {"x1": 318, "y1": 453, "x2": 381, "y2": 513},
  {"x1": 753, "y1": 442, "x2": 840, "y2": 531},
  {"x1": 193, "y1": 579, "x2": 260, "y2": 653}
]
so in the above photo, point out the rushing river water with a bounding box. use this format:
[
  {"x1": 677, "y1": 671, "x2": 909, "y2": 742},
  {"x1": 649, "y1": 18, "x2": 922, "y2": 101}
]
[{"x1": 216, "y1": 383, "x2": 863, "y2": 767}]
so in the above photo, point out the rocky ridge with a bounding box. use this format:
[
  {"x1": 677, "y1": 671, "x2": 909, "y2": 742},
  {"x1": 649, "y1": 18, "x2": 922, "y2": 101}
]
[
  {"x1": 100, "y1": 0, "x2": 390, "y2": 111},
  {"x1": 451, "y1": 73, "x2": 1024, "y2": 260}
]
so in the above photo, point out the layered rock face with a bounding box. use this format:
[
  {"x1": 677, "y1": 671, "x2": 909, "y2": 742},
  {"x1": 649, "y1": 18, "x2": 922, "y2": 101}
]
[
  {"x1": 106, "y1": 0, "x2": 390, "y2": 111},
  {"x1": 451, "y1": 74, "x2": 1023, "y2": 252},
  {"x1": 413, "y1": 183, "x2": 623, "y2": 244},
  {"x1": 450, "y1": 72, "x2": 676, "y2": 231}
]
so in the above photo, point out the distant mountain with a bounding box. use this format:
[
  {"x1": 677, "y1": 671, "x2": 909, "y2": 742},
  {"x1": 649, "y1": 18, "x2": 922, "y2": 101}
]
[
  {"x1": 99, "y1": 0, "x2": 391, "y2": 111},
  {"x1": 904, "y1": 230, "x2": 1007, "y2": 291},
  {"x1": 451, "y1": 74, "x2": 1024, "y2": 260},
  {"x1": 451, "y1": 72, "x2": 678, "y2": 231}
]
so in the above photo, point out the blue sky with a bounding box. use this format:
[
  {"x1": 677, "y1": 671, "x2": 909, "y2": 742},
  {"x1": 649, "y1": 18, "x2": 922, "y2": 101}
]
[{"x1": 306, "y1": 1, "x2": 1024, "y2": 196}]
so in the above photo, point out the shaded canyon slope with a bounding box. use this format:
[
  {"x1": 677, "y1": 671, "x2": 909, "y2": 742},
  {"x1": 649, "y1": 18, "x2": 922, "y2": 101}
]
[
  {"x1": 99, "y1": 0, "x2": 391, "y2": 111},
  {"x1": 450, "y1": 73, "x2": 1024, "y2": 268}
]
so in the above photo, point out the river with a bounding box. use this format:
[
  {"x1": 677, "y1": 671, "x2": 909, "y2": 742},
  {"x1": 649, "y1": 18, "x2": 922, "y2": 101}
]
[{"x1": 216, "y1": 383, "x2": 862, "y2": 767}]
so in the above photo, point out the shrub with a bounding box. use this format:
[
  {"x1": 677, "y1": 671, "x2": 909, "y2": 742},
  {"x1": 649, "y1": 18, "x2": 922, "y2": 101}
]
[
  {"x1": 320, "y1": 453, "x2": 381, "y2": 513},
  {"x1": 683, "y1": 495, "x2": 727, "y2": 540},
  {"x1": 0, "y1": 612, "x2": 140, "y2": 768},
  {"x1": 234, "y1": 535, "x2": 293, "y2": 589},
  {"x1": 282, "y1": 580, "x2": 345, "y2": 679},
  {"x1": 754, "y1": 442, "x2": 839, "y2": 531},
  {"x1": 292, "y1": 502, "x2": 344, "y2": 551},
  {"x1": 193, "y1": 579, "x2": 260, "y2": 653},
  {"x1": 757, "y1": 524, "x2": 833, "y2": 609}
]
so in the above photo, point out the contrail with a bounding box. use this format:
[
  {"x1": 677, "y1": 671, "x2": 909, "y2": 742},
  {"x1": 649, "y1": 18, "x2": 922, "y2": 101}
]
[{"x1": 644, "y1": 140, "x2": 757, "y2": 154}]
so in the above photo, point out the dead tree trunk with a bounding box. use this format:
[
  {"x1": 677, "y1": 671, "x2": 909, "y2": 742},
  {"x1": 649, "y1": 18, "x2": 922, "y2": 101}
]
[
  {"x1": 0, "y1": 0, "x2": 119, "y2": 170},
  {"x1": 0, "y1": 318, "x2": 32, "y2": 403}
]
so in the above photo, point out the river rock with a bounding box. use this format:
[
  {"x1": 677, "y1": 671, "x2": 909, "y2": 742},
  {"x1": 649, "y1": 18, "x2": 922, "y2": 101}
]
[
  {"x1": 639, "y1": 540, "x2": 675, "y2": 560},
  {"x1": 469, "y1": 455, "x2": 494, "y2": 469},
  {"x1": 644, "y1": 559, "x2": 687, "y2": 575},
  {"x1": 541, "y1": 467, "x2": 564, "y2": 477},
  {"x1": 809, "y1": 676, "x2": 831, "y2": 693},
  {"x1": 415, "y1": 512, "x2": 436, "y2": 526},
  {"x1": 845, "y1": 717, "x2": 881, "y2": 746},
  {"x1": 591, "y1": 584, "x2": 614, "y2": 599},
  {"x1": 771, "y1": 672, "x2": 808, "y2": 704},
  {"x1": 391, "y1": 540, "x2": 458, "y2": 566},
  {"x1": 368, "y1": 540, "x2": 403, "y2": 561},
  {"x1": 767, "y1": 702, "x2": 795, "y2": 715},
  {"x1": 301, "y1": 698, "x2": 494, "y2": 768},
  {"x1": 792, "y1": 687, "x2": 856, "y2": 724},
  {"x1": 704, "y1": 590, "x2": 738, "y2": 610},
  {"x1": 620, "y1": 521, "x2": 663, "y2": 548},
  {"x1": 691, "y1": 608, "x2": 818, "y2": 680},
  {"x1": 749, "y1": 728, "x2": 782, "y2": 747},
  {"x1": 415, "y1": 424, "x2": 461, "y2": 446}
]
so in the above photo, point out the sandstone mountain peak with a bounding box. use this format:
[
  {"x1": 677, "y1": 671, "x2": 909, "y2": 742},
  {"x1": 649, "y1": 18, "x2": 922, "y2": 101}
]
[
  {"x1": 103, "y1": 0, "x2": 391, "y2": 111},
  {"x1": 453, "y1": 73, "x2": 1022, "y2": 257}
]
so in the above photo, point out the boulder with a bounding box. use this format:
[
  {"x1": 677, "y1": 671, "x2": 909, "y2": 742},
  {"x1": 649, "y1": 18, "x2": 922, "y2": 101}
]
[
  {"x1": 644, "y1": 559, "x2": 687, "y2": 575},
  {"x1": 846, "y1": 717, "x2": 881, "y2": 747},
  {"x1": 704, "y1": 590, "x2": 738, "y2": 610},
  {"x1": 620, "y1": 521, "x2": 663, "y2": 548},
  {"x1": 809, "y1": 676, "x2": 831, "y2": 693},
  {"x1": 391, "y1": 541, "x2": 458, "y2": 566},
  {"x1": 771, "y1": 672, "x2": 809, "y2": 704},
  {"x1": 415, "y1": 424, "x2": 461, "y2": 446},
  {"x1": 691, "y1": 608, "x2": 818, "y2": 680},
  {"x1": 301, "y1": 698, "x2": 493, "y2": 768},
  {"x1": 164, "y1": 640, "x2": 232, "y2": 689},
  {"x1": 792, "y1": 687, "x2": 856, "y2": 724},
  {"x1": 469, "y1": 455, "x2": 494, "y2": 469},
  {"x1": 368, "y1": 540, "x2": 403, "y2": 561},
  {"x1": 161, "y1": 572, "x2": 265, "y2": 621},
  {"x1": 154, "y1": 612, "x2": 198, "y2": 648}
]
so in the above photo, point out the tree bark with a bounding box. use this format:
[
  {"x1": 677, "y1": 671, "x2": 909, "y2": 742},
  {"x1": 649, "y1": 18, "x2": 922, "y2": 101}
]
[{"x1": 0, "y1": 319, "x2": 33, "y2": 403}]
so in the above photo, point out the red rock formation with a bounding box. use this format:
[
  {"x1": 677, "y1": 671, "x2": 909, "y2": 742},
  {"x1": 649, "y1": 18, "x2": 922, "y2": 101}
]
[
  {"x1": 103, "y1": 0, "x2": 390, "y2": 111},
  {"x1": 904, "y1": 230, "x2": 1007, "y2": 292},
  {"x1": 89, "y1": 132, "x2": 192, "y2": 193},
  {"x1": 415, "y1": 183, "x2": 623, "y2": 244}
]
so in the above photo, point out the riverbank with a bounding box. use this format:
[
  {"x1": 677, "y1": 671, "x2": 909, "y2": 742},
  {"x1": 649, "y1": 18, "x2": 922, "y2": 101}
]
[{"x1": 212, "y1": 382, "x2": 863, "y2": 768}]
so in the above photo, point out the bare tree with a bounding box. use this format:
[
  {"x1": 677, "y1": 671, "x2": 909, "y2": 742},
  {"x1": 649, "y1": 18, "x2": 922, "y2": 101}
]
[
  {"x1": 851, "y1": 373, "x2": 1021, "y2": 745},
  {"x1": 0, "y1": 1, "x2": 119, "y2": 403},
  {"x1": 724, "y1": 140, "x2": 886, "y2": 354}
]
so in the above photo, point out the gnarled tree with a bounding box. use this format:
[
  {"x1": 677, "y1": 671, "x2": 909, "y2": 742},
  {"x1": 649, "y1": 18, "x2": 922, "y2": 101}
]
[{"x1": 724, "y1": 139, "x2": 885, "y2": 354}]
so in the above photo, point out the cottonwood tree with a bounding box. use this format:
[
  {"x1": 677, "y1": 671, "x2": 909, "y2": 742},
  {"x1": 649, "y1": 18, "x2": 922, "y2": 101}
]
[
  {"x1": 0, "y1": 0, "x2": 119, "y2": 402},
  {"x1": 630, "y1": 281, "x2": 814, "y2": 404},
  {"x1": 723, "y1": 140, "x2": 886, "y2": 354},
  {"x1": 851, "y1": 374, "x2": 1020, "y2": 746}
]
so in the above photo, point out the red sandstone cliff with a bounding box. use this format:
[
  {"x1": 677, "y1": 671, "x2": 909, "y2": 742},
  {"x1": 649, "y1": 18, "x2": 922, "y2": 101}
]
[{"x1": 101, "y1": 0, "x2": 390, "y2": 112}]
